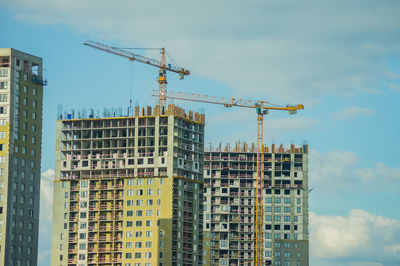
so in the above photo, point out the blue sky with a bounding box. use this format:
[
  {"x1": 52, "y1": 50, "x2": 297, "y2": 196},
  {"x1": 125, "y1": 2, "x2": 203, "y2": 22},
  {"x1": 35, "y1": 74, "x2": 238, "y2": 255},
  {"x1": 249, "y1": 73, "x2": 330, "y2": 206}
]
[{"x1": 1, "y1": 0, "x2": 400, "y2": 265}]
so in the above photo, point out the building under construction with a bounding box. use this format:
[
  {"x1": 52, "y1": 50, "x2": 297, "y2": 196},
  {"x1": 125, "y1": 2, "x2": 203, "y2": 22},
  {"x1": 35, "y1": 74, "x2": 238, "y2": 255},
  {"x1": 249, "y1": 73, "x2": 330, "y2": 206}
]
[
  {"x1": 50, "y1": 105, "x2": 205, "y2": 266},
  {"x1": 202, "y1": 143, "x2": 309, "y2": 265}
]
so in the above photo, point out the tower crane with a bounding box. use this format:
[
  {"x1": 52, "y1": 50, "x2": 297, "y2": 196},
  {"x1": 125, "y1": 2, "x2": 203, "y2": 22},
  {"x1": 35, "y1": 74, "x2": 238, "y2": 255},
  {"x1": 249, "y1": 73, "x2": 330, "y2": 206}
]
[
  {"x1": 83, "y1": 40, "x2": 190, "y2": 107},
  {"x1": 152, "y1": 91, "x2": 304, "y2": 265}
]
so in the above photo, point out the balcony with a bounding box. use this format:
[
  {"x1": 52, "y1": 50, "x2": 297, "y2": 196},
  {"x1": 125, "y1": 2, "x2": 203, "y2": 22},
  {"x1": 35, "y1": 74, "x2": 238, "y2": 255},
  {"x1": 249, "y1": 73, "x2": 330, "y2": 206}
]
[{"x1": 68, "y1": 237, "x2": 77, "y2": 243}]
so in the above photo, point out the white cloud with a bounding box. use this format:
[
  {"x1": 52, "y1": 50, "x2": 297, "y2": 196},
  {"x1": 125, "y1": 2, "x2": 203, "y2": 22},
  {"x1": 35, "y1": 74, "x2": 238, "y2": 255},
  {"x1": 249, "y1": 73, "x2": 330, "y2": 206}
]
[
  {"x1": 40, "y1": 168, "x2": 54, "y2": 223},
  {"x1": 310, "y1": 150, "x2": 361, "y2": 183},
  {"x1": 389, "y1": 83, "x2": 400, "y2": 92},
  {"x1": 332, "y1": 107, "x2": 376, "y2": 120},
  {"x1": 357, "y1": 162, "x2": 400, "y2": 183},
  {"x1": 310, "y1": 210, "x2": 400, "y2": 264},
  {"x1": 1, "y1": 0, "x2": 400, "y2": 102},
  {"x1": 309, "y1": 150, "x2": 400, "y2": 187},
  {"x1": 38, "y1": 169, "x2": 54, "y2": 265}
]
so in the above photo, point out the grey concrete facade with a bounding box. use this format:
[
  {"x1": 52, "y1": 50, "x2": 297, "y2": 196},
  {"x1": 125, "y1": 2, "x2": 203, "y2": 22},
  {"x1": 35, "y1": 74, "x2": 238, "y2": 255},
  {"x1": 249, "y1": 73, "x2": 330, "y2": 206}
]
[
  {"x1": 203, "y1": 144, "x2": 309, "y2": 266},
  {"x1": 0, "y1": 48, "x2": 44, "y2": 266}
]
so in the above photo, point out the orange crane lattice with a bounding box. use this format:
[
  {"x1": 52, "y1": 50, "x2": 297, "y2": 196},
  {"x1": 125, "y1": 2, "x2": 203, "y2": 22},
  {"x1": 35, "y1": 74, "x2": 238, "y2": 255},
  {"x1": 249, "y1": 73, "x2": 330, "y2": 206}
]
[
  {"x1": 152, "y1": 91, "x2": 304, "y2": 265},
  {"x1": 84, "y1": 40, "x2": 190, "y2": 107}
]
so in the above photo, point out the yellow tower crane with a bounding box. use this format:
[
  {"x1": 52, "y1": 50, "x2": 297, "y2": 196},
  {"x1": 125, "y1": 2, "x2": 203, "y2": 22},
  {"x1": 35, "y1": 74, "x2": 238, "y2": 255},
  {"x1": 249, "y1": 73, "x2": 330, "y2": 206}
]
[
  {"x1": 84, "y1": 40, "x2": 190, "y2": 107},
  {"x1": 152, "y1": 91, "x2": 304, "y2": 265}
]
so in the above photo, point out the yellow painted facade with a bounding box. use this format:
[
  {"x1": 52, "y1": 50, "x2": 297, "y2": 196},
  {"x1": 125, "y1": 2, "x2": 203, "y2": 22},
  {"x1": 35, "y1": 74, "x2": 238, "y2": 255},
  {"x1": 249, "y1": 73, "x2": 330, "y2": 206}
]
[{"x1": 51, "y1": 106, "x2": 205, "y2": 266}]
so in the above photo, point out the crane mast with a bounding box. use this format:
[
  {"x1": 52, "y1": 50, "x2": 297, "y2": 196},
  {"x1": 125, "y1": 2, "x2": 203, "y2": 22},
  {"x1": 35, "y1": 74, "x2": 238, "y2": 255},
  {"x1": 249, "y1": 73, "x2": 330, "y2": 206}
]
[
  {"x1": 153, "y1": 91, "x2": 304, "y2": 265},
  {"x1": 84, "y1": 40, "x2": 190, "y2": 107}
]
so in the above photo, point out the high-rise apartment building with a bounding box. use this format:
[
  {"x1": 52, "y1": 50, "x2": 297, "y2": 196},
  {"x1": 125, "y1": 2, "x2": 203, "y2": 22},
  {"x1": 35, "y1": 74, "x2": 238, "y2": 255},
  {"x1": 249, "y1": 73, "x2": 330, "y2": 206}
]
[
  {"x1": 203, "y1": 143, "x2": 309, "y2": 265},
  {"x1": 51, "y1": 105, "x2": 205, "y2": 266},
  {"x1": 0, "y1": 49, "x2": 44, "y2": 266}
]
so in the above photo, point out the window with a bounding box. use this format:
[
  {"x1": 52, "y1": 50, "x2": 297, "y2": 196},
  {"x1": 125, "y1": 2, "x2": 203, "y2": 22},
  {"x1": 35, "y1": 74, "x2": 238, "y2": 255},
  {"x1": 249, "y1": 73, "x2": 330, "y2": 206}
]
[
  {"x1": 126, "y1": 221, "x2": 133, "y2": 227},
  {"x1": 275, "y1": 198, "x2": 281, "y2": 203},
  {"x1": 126, "y1": 242, "x2": 133, "y2": 248},
  {"x1": 137, "y1": 189, "x2": 143, "y2": 196},
  {"x1": 127, "y1": 200, "x2": 134, "y2": 206},
  {"x1": 135, "y1": 253, "x2": 141, "y2": 259},
  {"x1": 136, "y1": 210, "x2": 143, "y2": 217},
  {"x1": 127, "y1": 210, "x2": 133, "y2": 217},
  {"x1": 33, "y1": 88, "x2": 37, "y2": 96},
  {"x1": 284, "y1": 207, "x2": 291, "y2": 213},
  {"x1": 145, "y1": 241, "x2": 152, "y2": 248},
  {"x1": 147, "y1": 189, "x2": 153, "y2": 195},
  {"x1": 146, "y1": 231, "x2": 152, "y2": 237},
  {"x1": 136, "y1": 231, "x2": 142, "y2": 237},
  {"x1": 32, "y1": 101, "x2": 37, "y2": 108},
  {"x1": 0, "y1": 69, "x2": 8, "y2": 77},
  {"x1": 32, "y1": 137, "x2": 36, "y2": 144},
  {"x1": 126, "y1": 231, "x2": 133, "y2": 238},
  {"x1": 145, "y1": 252, "x2": 152, "y2": 259},
  {"x1": 297, "y1": 207, "x2": 301, "y2": 213},
  {"x1": 146, "y1": 210, "x2": 153, "y2": 216},
  {"x1": 146, "y1": 199, "x2": 153, "y2": 206},
  {"x1": 0, "y1": 106, "x2": 7, "y2": 114},
  {"x1": 284, "y1": 198, "x2": 290, "y2": 204},
  {"x1": 0, "y1": 119, "x2": 6, "y2": 126},
  {"x1": 136, "y1": 221, "x2": 142, "y2": 227},
  {"x1": 32, "y1": 113, "x2": 36, "y2": 120},
  {"x1": 0, "y1": 81, "x2": 7, "y2": 89},
  {"x1": 0, "y1": 94, "x2": 7, "y2": 102},
  {"x1": 146, "y1": 220, "x2": 153, "y2": 227},
  {"x1": 297, "y1": 198, "x2": 301, "y2": 204},
  {"x1": 136, "y1": 200, "x2": 143, "y2": 206},
  {"x1": 147, "y1": 179, "x2": 153, "y2": 185},
  {"x1": 127, "y1": 189, "x2": 134, "y2": 196},
  {"x1": 32, "y1": 125, "x2": 36, "y2": 132}
]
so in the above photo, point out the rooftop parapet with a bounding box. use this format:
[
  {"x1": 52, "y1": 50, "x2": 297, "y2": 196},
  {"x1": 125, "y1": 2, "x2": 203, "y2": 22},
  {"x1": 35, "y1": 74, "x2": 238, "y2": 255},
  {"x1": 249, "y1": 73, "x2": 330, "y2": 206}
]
[
  {"x1": 57, "y1": 104, "x2": 205, "y2": 124},
  {"x1": 205, "y1": 142, "x2": 308, "y2": 154}
]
